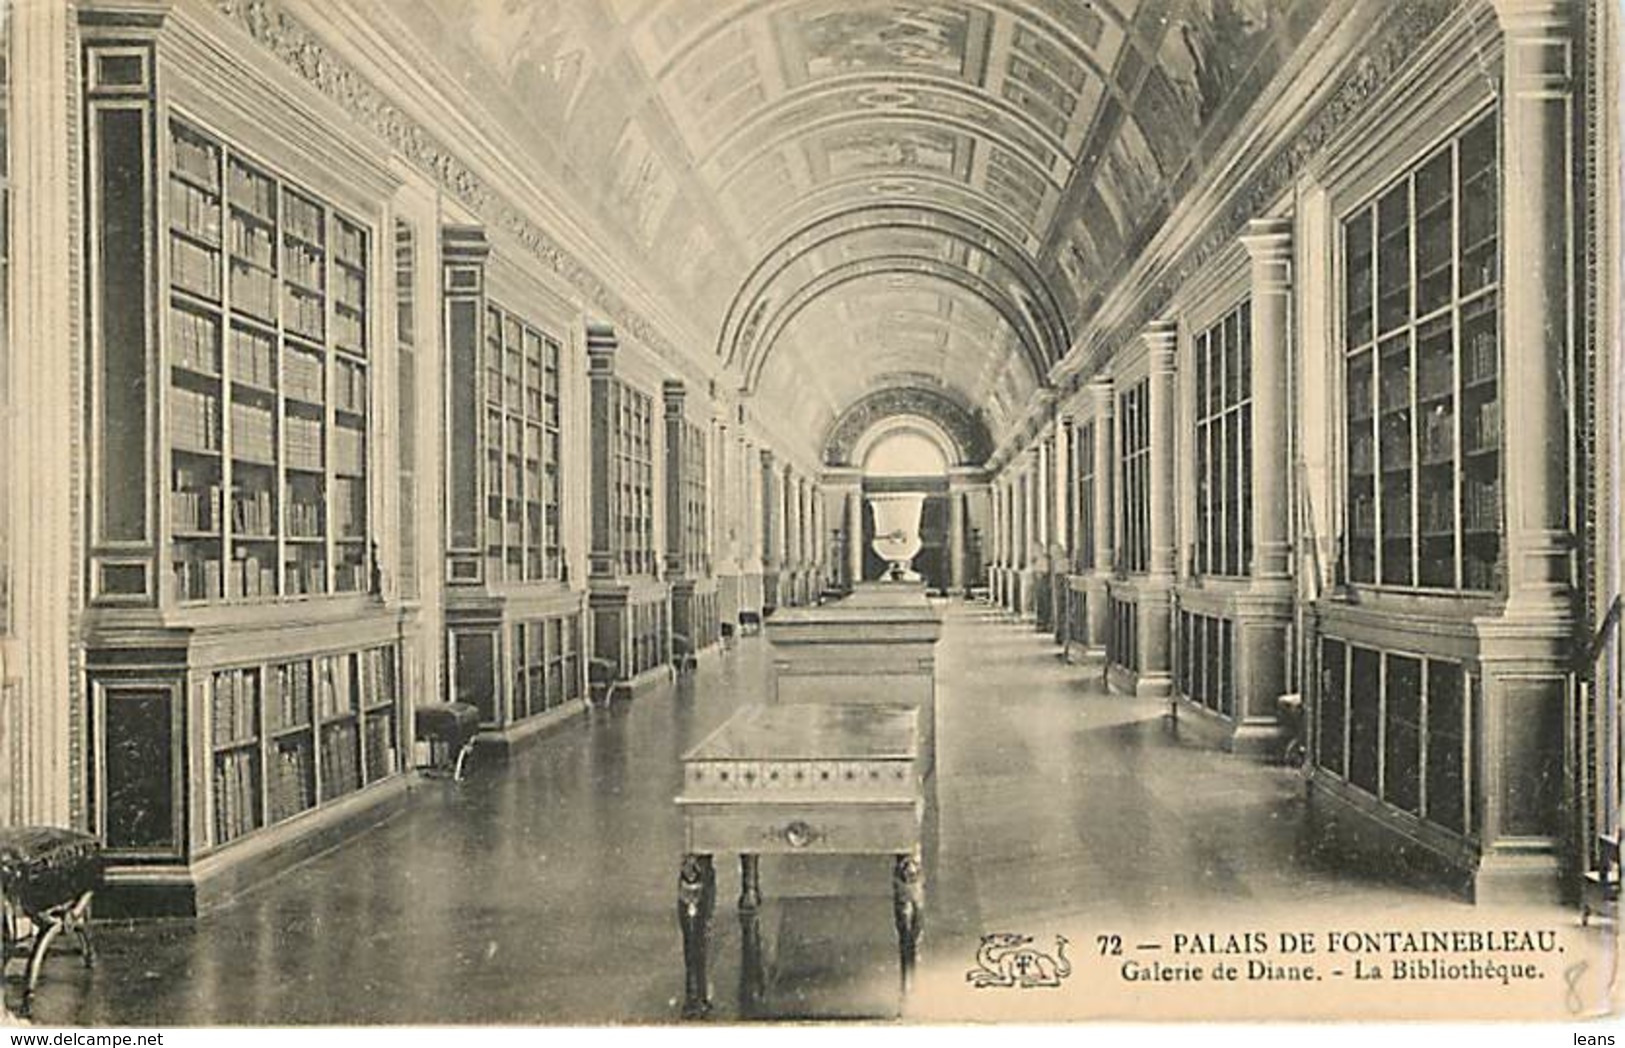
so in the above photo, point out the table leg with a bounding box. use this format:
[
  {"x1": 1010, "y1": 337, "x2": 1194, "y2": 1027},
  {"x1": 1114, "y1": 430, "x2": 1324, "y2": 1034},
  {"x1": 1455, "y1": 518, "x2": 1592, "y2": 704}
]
[
  {"x1": 738, "y1": 854, "x2": 762, "y2": 913},
  {"x1": 892, "y1": 853, "x2": 924, "y2": 997},
  {"x1": 677, "y1": 854, "x2": 716, "y2": 1019}
]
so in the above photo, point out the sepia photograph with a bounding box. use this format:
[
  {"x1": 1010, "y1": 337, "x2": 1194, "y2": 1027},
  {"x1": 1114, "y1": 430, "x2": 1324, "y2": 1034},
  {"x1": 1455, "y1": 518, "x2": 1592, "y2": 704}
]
[{"x1": 0, "y1": 0, "x2": 1619, "y2": 1033}]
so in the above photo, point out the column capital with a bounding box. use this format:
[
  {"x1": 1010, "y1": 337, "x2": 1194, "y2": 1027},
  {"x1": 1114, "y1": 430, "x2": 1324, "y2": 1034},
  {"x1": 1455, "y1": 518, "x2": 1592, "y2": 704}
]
[
  {"x1": 586, "y1": 321, "x2": 618, "y2": 369},
  {"x1": 662, "y1": 378, "x2": 686, "y2": 415},
  {"x1": 1490, "y1": 0, "x2": 1578, "y2": 35},
  {"x1": 759, "y1": 447, "x2": 775, "y2": 467},
  {"x1": 1242, "y1": 218, "x2": 1293, "y2": 297},
  {"x1": 1142, "y1": 320, "x2": 1178, "y2": 374},
  {"x1": 1085, "y1": 376, "x2": 1115, "y2": 413},
  {"x1": 1240, "y1": 217, "x2": 1293, "y2": 260}
]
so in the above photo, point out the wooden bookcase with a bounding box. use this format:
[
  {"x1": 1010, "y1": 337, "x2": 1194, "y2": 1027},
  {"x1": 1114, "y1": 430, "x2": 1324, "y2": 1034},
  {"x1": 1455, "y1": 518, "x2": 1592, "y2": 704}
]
[
  {"x1": 1342, "y1": 112, "x2": 1501, "y2": 594},
  {"x1": 162, "y1": 119, "x2": 374, "y2": 604},
  {"x1": 1117, "y1": 381, "x2": 1150, "y2": 575},
  {"x1": 480, "y1": 303, "x2": 565, "y2": 585},
  {"x1": 80, "y1": 16, "x2": 409, "y2": 914},
  {"x1": 614, "y1": 381, "x2": 656, "y2": 578},
  {"x1": 1192, "y1": 300, "x2": 1253, "y2": 579}
]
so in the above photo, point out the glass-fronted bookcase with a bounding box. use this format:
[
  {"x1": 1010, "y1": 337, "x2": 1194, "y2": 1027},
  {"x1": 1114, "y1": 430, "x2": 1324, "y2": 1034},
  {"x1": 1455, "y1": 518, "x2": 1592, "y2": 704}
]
[{"x1": 80, "y1": 14, "x2": 410, "y2": 914}]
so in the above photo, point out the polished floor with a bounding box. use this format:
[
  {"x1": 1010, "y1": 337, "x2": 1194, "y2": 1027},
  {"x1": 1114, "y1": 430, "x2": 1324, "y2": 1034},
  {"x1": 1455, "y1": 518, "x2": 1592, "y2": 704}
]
[{"x1": 11, "y1": 603, "x2": 1555, "y2": 1024}]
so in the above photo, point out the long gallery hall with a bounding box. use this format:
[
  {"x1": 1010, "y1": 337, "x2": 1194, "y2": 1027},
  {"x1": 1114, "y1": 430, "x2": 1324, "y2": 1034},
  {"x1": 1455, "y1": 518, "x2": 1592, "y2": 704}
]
[{"x1": 0, "y1": 0, "x2": 1619, "y2": 1026}]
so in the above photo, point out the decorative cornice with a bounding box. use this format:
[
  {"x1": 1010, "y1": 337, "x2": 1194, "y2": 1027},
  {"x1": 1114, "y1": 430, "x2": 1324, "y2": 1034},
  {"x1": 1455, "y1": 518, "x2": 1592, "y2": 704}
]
[
  {"x1": 1075, "y1": 0, "x2": 1463, "y2": 380},
  {"x1": 211, "y1": 0, "x2": 682, "y2": 364}
]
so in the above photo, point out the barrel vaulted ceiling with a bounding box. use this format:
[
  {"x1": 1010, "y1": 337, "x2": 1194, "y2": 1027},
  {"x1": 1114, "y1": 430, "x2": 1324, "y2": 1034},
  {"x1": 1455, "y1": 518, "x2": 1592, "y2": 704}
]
[{"x1": 396, "y1": 0, "x2": 1322, "y2": 452}]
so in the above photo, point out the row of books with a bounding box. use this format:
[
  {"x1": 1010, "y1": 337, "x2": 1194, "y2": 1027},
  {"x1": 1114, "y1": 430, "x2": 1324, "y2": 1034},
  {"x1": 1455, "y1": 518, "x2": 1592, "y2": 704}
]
[
  {"x1": 171, "y1": 128, "x2": 221, "y2": 188},
  {"x1": 173, "y1": 552, "x2": 222, "y2": 601},
  {"x1": 287, "y1": 496, "x2": 323, "y2": 538},
  {"x1": 284, "y1": 286, "x2": 325, "y2": 340},
  {"x1": 171, "y1": 386, "x2": 221, "y2": 453},
  {"x1": 1421, "y1": 488, "x2": 1457, "y2": 534},
  {"x1": 334, "y1": 266, "x2": 364, "y2": 308},
  {"x1": 230, "y1": 400, "x2": 275, "y2": 463},
  {"x1": 1464, "y1": 329, "x2": 1497, "y2": 383},
  {"x1": 357, "y1": 647, "x2": 396, "y2": 708},
  {"x1": 315, "y1": 654, "x2": 356, "y2": 721},
  {"x1": 333, "y1": 427, "x2": 365, "y2": 476},
  {"x1": 284, "y1": 554, "x2": 328, "y2": 596},
  {"x1": 268, "y1": 660, "x2": 314, "y2": 732},
  {"x1": 284, "y1": 192, "x2": 325, "y2": 246},
  {"x1": 333, "y1": 221, "x2": 366, "y2": 268},
  {"x1": 230, "y1": 260, "x2": 275, "y2": 319},
  {"x1": 173, "y1": 474, "x2": 222, "y2": 531},
  {"x1": 1463, "y1": 478, "x2": 1501, "y2": 532},
  {"x1": 229, "y1": 556, "x2": 279, "y2": 600},
  {"x1": 267, "y1": 739, "x2": 317, "y2": 824},
  {"x1": 171, "y1": 235, "x2": 222, "y2": 300},
  {"x1": 334, "y1": 361, "x2": 367, "y2": 414},
  {"x1": 171, "y1": 179, "x2": 222, "y2": 243},
  {"x1": 334, "y1": 308, "x2": 366, "y2": 353},
  {"x1": 232, "y1": 485, "x2": 274, "y2": 535},
  {"x1": 283, "y1": 239, "x2": 325, "y2": 291},
  {"x1": 230, "y1": 213, "x2": 274, "y2": 269},
  {"x1": 335, "y1": 561, "x2": 368, "y2": 593},
  {"x1": 1464, "y1": 398, "x2": 1500, "y2": 452},
  {"x1": 212, "y1": 668, "x2": 261, "y2": 746},
  {"x1": 363, "y1": 712, "x2": 397, "y2": 784},
  {"x1": 285, "y1": 415, "x2": 325, "y2": 470},
  {"x1": 319, "y1": 721, "x2": 360, "y2": 801},
  {"x1": 213, "y1": 750, "x2": 261, "y2": 845},
  {"x1": 284, "y1": 349, "x2": 326, "y2": 404},
  {"x1": 228, "y1": 161, "x2": 276, "y2": 220},
  {"x1": 334, "y1": 478, "x2": 366, "y2": 538},
  {"x1": 232, "y1": 326, "x2": 276, "y2": 388},
  {"x1": 171, "y1": 306, "x2": 221, "y2": 374}
]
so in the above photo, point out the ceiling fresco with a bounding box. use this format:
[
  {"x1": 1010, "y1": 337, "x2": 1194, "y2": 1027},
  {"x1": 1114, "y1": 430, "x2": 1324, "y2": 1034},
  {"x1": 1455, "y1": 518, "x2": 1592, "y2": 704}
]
[{"x1": 401, "y1": 0, "x2": 1325, "y2": 452}]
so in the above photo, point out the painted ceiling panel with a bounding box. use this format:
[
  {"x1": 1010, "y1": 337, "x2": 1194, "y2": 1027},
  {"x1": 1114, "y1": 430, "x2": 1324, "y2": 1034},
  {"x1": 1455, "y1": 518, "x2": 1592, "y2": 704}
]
[{"x1": 406, "y1": 0, "x2": 1327, "y2": 452}]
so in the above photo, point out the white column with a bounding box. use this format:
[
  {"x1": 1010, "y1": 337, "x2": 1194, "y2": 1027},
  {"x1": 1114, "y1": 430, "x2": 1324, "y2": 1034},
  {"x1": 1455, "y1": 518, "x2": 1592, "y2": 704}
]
[{"x1": 8, "y1": 0, "x2": 76, "y2": 825}]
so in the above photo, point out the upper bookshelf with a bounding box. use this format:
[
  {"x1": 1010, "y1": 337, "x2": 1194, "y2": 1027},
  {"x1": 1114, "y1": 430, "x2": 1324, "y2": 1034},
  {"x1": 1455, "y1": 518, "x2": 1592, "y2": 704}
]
[{"x1": 164, "y1": 118, "x2": 372, "y2": 606}]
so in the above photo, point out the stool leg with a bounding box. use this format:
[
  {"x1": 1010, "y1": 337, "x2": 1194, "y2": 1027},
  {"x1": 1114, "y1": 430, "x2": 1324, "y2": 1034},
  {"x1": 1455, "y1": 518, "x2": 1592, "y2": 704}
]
[
  {"x1": 452, "y1": 740, "x2": 475, "y2": 783},
  {"x1": 68, "y1": 892, "x2": 94, "y2": 968},
  {"x1": 25, "y1": 912, "x2": 65, "y2": 997}
]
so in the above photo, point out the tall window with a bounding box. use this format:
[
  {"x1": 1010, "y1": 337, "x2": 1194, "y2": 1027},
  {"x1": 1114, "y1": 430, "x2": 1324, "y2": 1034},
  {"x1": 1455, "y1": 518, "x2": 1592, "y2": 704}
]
[
  {"x1": 614, "y1": 381, "x2": 655, "y2": 577},
  {"x1": 1075, "y1": 420, "x2": 1095, "y2": 572},
  {"x1": 165, "y1": 119, "x2": 372, "y2": 602},
  {"x1": 1193, "y1": 301, "x2": 1252, "y2": 577},
  {"x1": 481, "y1": 305, "x2": 564, "y2": 583},
  {"x1": 1118, "y1": 381, "x2": 1150, "y2": 573},
  {"x1": 1343, "y1": 111, "x2": 1500, "y2": 592}
]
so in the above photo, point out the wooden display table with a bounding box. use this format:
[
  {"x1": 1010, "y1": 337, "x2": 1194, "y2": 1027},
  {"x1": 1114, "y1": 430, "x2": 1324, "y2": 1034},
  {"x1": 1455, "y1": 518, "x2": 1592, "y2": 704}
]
[
  {"x1": 675, "y1": 703, "x2": 924, "y2": 1018},
  {"x1": 763, "y1": 594, "x2": 941, "y2": 774}
]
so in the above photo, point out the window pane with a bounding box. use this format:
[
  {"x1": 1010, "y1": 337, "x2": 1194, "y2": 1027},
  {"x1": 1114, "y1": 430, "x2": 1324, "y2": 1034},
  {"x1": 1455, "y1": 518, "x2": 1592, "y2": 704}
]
[
  {"x1": 1349, "y1": 646, "x2": 1381, "y2": 794},
  {"x1": 1384, "y1": 653, "x2": 1423, "y2": 814},
  {"x1": 1318, "y1": 639, "x2": 1347, "y2": 776},
  {"x1": 1425, "y1": 660, "x2": 1466, "y2": 833}
]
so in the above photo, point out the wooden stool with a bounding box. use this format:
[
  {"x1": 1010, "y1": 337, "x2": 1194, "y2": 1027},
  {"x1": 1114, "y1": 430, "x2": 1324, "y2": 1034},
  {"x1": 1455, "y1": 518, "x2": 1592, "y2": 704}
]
[
  {"x1": 414, "y1": 703, "x2": 481, "y2": 782},
  {"x1": 0, "y1": 827, "x2": 102, "y2": 1010}
]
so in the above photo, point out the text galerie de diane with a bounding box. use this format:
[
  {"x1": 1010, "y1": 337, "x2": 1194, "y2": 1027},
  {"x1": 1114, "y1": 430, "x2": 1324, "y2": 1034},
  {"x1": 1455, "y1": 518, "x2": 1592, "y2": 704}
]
[{"x1": 1120, "y1": 928, "x2": 1561, "y2": 984}]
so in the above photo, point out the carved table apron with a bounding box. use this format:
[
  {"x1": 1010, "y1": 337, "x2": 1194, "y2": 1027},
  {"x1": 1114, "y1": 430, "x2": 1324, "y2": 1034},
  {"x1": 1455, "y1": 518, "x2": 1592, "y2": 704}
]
[{"x1": 674, "y1": 703, "x2": 924, "y2": 1018}]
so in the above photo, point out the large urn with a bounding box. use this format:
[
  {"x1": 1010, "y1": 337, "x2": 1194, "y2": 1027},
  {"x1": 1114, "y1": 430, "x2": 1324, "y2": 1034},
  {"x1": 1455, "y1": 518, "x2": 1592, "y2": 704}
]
[{"x1": 868, "y1": 492, "x2": 926, "y2": 581}]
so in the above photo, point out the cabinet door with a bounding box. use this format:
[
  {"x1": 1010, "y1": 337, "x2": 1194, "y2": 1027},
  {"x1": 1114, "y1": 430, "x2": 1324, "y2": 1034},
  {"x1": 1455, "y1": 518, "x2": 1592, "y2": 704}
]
[{"x1": 96, "y1": 679, "x2": 184, "y2": 856}]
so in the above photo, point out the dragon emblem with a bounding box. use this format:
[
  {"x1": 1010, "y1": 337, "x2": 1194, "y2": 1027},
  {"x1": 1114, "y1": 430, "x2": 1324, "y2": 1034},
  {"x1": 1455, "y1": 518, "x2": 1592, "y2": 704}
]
[{"x1": 966, "y1": 933, "x2": 1072, "y2": 989}]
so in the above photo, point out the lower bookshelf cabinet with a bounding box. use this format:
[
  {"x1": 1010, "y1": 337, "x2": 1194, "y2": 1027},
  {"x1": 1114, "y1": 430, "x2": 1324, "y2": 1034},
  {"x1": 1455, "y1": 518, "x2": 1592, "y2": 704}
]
[{"x1": 87, "y1": 611, "x2": 411, "y2": 915}]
